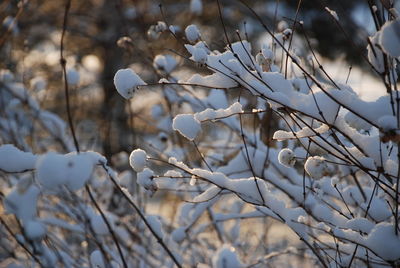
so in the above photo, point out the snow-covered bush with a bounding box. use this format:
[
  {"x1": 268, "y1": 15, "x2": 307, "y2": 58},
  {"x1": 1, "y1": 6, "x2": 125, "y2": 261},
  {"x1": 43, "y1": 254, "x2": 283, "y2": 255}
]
[{"x1": 1, "y1": 1, "x2": 400, "y2": 268}]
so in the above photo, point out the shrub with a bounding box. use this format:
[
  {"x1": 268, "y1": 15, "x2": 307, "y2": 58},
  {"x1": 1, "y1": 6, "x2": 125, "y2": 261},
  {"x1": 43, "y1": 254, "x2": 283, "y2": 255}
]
[{"x1": 1, "y1": 1, "x2": 400, "y2": 267}]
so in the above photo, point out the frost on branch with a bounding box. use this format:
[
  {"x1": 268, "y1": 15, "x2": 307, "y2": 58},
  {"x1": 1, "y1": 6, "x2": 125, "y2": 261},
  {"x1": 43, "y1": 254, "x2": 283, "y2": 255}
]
[{"x1": 113, "y1": 68, "x2": 146, "y2": 99}]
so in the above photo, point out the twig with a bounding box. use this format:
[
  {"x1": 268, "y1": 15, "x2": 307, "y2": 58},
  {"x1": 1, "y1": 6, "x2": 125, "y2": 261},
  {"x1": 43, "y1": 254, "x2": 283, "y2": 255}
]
[{"x1": 60, "y1": 0, "x2": 80, "y2": 153}]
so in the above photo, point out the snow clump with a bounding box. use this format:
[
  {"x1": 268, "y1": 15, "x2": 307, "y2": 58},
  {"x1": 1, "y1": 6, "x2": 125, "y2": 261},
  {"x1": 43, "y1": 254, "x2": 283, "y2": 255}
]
[
  {"x1": 304, "y1": 156, "x2": 329, "y2": 179},
  {"x1": 24, "y1": 220, "x2": 46, "y2": 240},
  {"x1": 172, "y1": 114, "x2": 201, "y2": 141},
  {"x1": 325, "y1": 7, "x2": 339, "y2": 21},
  {"x1": 190, "y1": 0, "x2": 203, "y2": 15},
  {"x1": 0, "y1": 144, "x2": 37, "y2": 172},
  {"x1": 30, "y1": 76, "x2": 47, "y2": 91},
  {"x1": 212, "y1": 245, "x2": 242, "y2": 268},
  {"x1": 90, "y1": 250, "x2": 105, "y2": 268},
  {"x1": 378, "y1": 115, "x2": 397, "y2": 132},
  {"x1": 114, "y1": 68, "x2": 146, "y2": 99},
  {"x1": 278, "y1": 148, "x2": 296, "y2": 167},
  {"x1": 379, "y1": 19, "x2": 400, "y2": 58},
  {"x1": 129, "y1": 148, "x2": 148, "y2": 172},
  {"x1": 364, "y1": 222, "x2": 400, "y2": 261},
  {"x1": 147, "y1": 21, "x2": 167, "y2": 39},
  {"x1": 153, "y1": 54, "x2": 177, "y2": 74},
  {"x1": 171, "y1": 227, "x2": 187, "y2": 243},
  {"x1": 137, "y1": 168, "x2": 157, "y2": 194},
  {"x1": 36, "y1": 152, "x2": 94, "y2": 191},
  {"x1": 146, "y1": 215, "x2": 164, "y2": 239},
  {"x1": 185, "y1": 24, "x2": 201, "y2": 43},
  {"x1": 4, "y1": 180, "x2": 40, "y2": 223},
  {"x1": 66, "y1": 68, "x2": 80, "y2": 85}
]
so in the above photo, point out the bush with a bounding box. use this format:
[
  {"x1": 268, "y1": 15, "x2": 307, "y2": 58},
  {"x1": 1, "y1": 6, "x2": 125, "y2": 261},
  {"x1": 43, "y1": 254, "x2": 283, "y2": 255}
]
[{"x1": 1, "y1": 1, "x2": 400, "y2": 267}]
